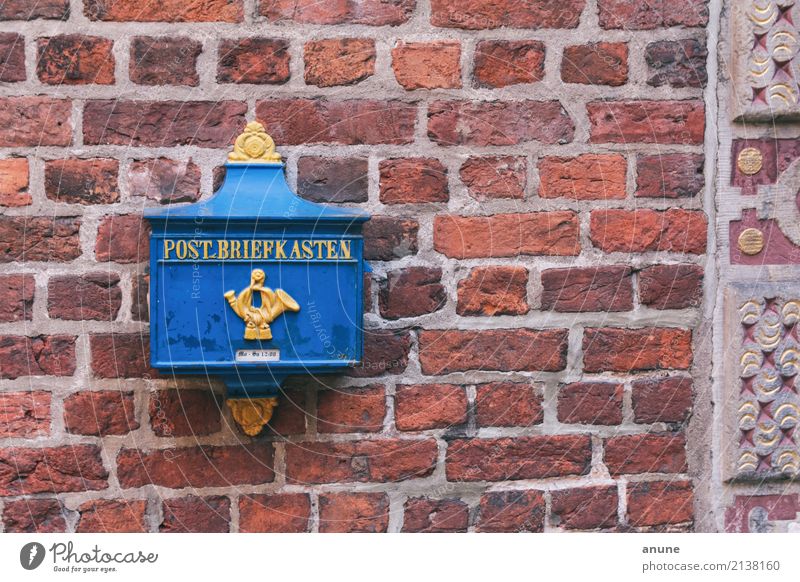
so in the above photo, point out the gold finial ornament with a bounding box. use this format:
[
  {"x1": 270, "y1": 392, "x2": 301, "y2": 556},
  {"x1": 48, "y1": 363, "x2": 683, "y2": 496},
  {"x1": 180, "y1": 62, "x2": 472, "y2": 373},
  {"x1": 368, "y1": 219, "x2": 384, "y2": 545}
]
[
  {"x1": 228, "y1": 121, "x2": 282, "y2": 163},
  {"x1": 224, "y1": 269, "x2": 300, "y2": 340},
  {"x1": 738, "y1": 228, "x2": 765, "y2": 255},
  {"x1": 227, "y1": 397, "x2": 279, "y2": 436},
  {"x1": 737, "y1": 147, "x2": 763, "y2": 176}
]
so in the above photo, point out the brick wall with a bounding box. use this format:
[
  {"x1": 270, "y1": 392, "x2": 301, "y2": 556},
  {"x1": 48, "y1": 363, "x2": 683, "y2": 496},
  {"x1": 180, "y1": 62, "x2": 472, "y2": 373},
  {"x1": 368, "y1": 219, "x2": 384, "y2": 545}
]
[{"x1": 0, "y1": 0, "x2": 709, "y2": 532}]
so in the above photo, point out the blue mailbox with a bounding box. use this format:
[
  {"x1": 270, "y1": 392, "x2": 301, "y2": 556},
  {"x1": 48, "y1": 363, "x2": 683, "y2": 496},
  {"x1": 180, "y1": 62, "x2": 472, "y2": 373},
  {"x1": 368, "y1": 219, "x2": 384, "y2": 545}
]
[{"x1": 145, "y1": 122, "x2": 370, "y2": 435}]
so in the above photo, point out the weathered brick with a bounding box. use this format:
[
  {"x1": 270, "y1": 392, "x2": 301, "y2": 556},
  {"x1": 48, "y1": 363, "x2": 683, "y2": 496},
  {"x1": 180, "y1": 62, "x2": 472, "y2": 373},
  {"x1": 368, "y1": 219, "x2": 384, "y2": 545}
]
[
  {"x1": 256, "y1": 99, "x2": 416, "y2": 145},
  {"x1": 632, "y1": 376, "x2": 693, "y2": 424},
  {"x1": 48, "y1": 273, "x2": 122, "y2": 321},
  {"x1": 636, "y1": 154, "x2": 704, "y2": 198},
  {"x1": 130, "y1": 36, "x2": 202, "y2": 86},
  {"x1": 419, "y1": 328, "x2": 568, "y2": 374},
  {"x1": 598, "y1": 0, "x2": 708, "y2": 30},
  {"x1": 0, "y1": 0, "x2": 68, "y2": 20},
  {"x1": 434, "y1": 212, "x2": 580, "y2": 258},
  {"x1": 0, "y1": 33, "x2": 25, "y2": 81},
  {"x1": 117, "y1": 444, "x2": 274, "y2": 488},
  {"x1": 638, "y1": 264, "x2": 704, "y2": 309},
  {"x1": 456, "y1": 266, "x2": 529, "y2": 316},
  {"x1": 297, "y1": 157, "x2": 368, "y2": 203},
  {"x1": 239, "y1": 494, "x2": 310, "y2": 533},
  {"x1": 476, "y1": 490, "x2": 545, "y2": 532},
  {"x1": 539, "y1": 154, "x2": 627, "y2": 200},
  {"x1": 161, "y1": 496, "x2": 230, "y2": 533},
  {"x1": 0, "y1": 335, "x2": 76, "y2": 379},
  {"x1": 402, "y1": 498, "x2": 469, "y2": 532},
  {"x1": 129, "y1": 158, "x2": 201, "y2": 204},
  {"x1": 557, "y1": 382, "x2": 623, "y2": 425},
  {"x1": 0, "y1": 217, "x2": 81, "y2": 263},
  {"x1": 379, "y1": 158, "x2": 448, "y2": 204},
  {"x1": 446, "y1": 435, "x2": 591, "y2": 481},
  {"x1": 260, "y1": 0, "x2": 415, "y2": 25},
  {"x1": 0, "y1": 445, "x2": 107, "y2": 495},
  {"x1": 363, "y1": 217, "x2": 418, "y2": 260},
  {"x1": 430, "y1": 0, "x2": 585, "y2": 29},
  {"x1": 605, "y1": 432, "x2": 687, "y2": 475},
  {"x1": 85, "y1": 0, "x2": 243, "y2": 22},
  {"x1": 64, "y1": 390, "x2": 138, "y2": 436},
  {"x1": 428, "y1": 100, "x2": 574, "y2": 146},
  {"x1": 474, "y1": 40, "x2": 545, "y2": 88},
  {"x1": 2, "y1": 498, "x2": 67, "y2": 532},
  {"x1": 589, "y1": 209, "x2": 707, "y2": 254},
  {"x1": 96, "y1": 215, "x2": 150, "y2": 263},
  {"x1": 583, "y1": 327, "x2": 693, "y2": 373},
  {"x1": 0, "y1": 274, "x2": 34, "y2": 322},
  {"x1": 588, "y1": 100, "x2": 704, "y2": 144},
  {"x1": 131, "y1": 273, "x2": 149, "y2": 322},
  {"x1": 627, "y1": 480, "x2": 694, "y2": 526},
  {"x1": 475, "y1": 382, "x2": 543, "y2": 427},
  {"x1": 392, "y1": 41, "x2": 461, "y2": 89},
  {"x1": 305, "y1": 38, "x2": 375, "y2": 87},
  {"x1": 218, "y1": 38, "x2": 290, "y2": 84},
  {"x1": 149, "y1": 390, "x2": 222, "y2": 437},
  {"x1": 646, "y1": 39, "x2": 707, "y2": 88},
  {"x1": 551, "y1": 486, "x2": 618, "y2": 530},
  {"x1": 0, "y1": 158, "x2": 30, "y2": 206},
  {"x1": 317, "y1": 385, "x2": 386, "y2": 433},
  {"x1": 0, "y1": 97, "x2": 72, "y2": 146},
  {"x1": 319, "y1": 493, "x2": 389, "y2": 533},
  {"x1": 285, "y1": 439, "x2": 437, "y2": 484},
  {"x1": 379, "y1": 267, "x2": 445, "y2": 319},
  {"x1": 347, "y1": 329, "x2": 411, "y2": 377},
  {"x1": 76, "y1": 500, "x2": 147, "y2": 533},
  {"x1": 395, "y1": 384, "x2": 468, "y2": 431},
  {"x1": 44, "y1": 158, "x2": 119, "y2": 204},
  {"x1": 562, "y1": 42, "x2": 628, "y2": 86},
  {"x1": 541, "y1": 266, "x2": 633, "y2": 313},
  {"x1": 37, "y1": 35, "x2": 114, "y2": 84},
  {"x1": 89, "y1": 333, "x2": 151, "y2": 378},
  {"x1": 266, "y1": 387, "x2": 307, "y2": 436},
  {"x1": 460, "y1": 156, "x2": 527, "y2": 199},
  {"x1": 0, "y1": 391, "x2": 50, "y2": 438}
]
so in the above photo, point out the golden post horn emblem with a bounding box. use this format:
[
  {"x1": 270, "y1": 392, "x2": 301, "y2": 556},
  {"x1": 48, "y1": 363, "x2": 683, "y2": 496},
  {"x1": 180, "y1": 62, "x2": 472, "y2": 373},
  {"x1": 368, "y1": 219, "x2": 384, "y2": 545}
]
[{"x1": 224, "y1": 269, "x2": 300, "y2": 340}]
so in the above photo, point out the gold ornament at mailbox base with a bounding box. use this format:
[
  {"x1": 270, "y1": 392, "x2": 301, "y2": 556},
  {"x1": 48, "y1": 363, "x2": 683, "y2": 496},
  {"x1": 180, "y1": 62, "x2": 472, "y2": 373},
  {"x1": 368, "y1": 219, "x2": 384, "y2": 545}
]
[{"x1": 227, "y1": 397, "x2": 279, "y2": 436}]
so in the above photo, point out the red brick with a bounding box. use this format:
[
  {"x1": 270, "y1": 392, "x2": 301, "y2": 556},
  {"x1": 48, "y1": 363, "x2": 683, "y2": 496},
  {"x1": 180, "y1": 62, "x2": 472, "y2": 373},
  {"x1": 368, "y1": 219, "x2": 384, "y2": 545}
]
[
  {"x1": 0, "y1": 97, "x2": 71, "y2": 146},
  {"x1": 646, "y1": 39, "x2": 708, "y2": 89},
  {"x1": 551, "y1": 486, "x2": 618, "y2": 530},
  {"x1": 588, "y1": 100, "x2": 705, "y2": 144},
  {"x1": 583, "y1": 327, "x2": 693, "y2": 373},
  {"x1": 2, "y1": 499, "x2": 67, "y2": 533},
  {"x1": 446, "y1": 435, "x2": 591, "y2": 481},
  {"x1": 539, "y1": 154, "x2": 627, "y2": 200},
  {"x1": 85, "y1": 0, "x2": 243, "y2": 21},
  {"x1": 256, "y1": 99, "x2": 416, "y2": 145},
  {"x1": 319, "y1": 493, "x2": 389, "y2": 533},
  {"x1": 84, "y1": 100, "x2": 246, "y2": 147},
  {"x1": 557, "y1": 382, "x2": 623, "y2": 425},
  {"x1": 632, "y1": 376, "x2": 693, "y2": 424},
  {"x1": 130, "y1": 36, "x2": 202, "y2": 86},
  {"x1": 149, "y1": 390, "x2": 222, "y2": 437},
  {"x1": 598, "y1": 0, "x2": 708, "y2": 30},
  {"x1": 475, "y1": 382, "x2": 542, "y2": 427},
  {"x1": 395, "y1": 384, "x2": 468, "y2": 431},
  {"x1": 476, "y1": 490, "x2": 545, "y2": 532},
  {"x1": 429, "y1": 100, "x2": 574, "y2": 146},
  {"x1": 285, "y1": 439, "x2": 437, "y2": 484},
  {"x1": 364, "y1": 217, "x2": 418, "y2": 260},
  {"x1": 431, "y1": 0, "x2": 584, "y2": 29},
  {"x1": 0, "y1": 335, "x2": 76, "y2": 379},
  {"x1": 636, "y1": 153, "x2": 704, "y2": 198},
  {"x1": 347, "y1": 329, "x2": 411, "y2": 377},
  {"x1": 457, "y1": 266, "x2": 529, "y2": 316},
  {"x1": 44, "y1": 158, "x2": 119, "y2": 204},
  {"x1": 419, "y1": 328, "x2": 568, "y2": 374},
  {"x1": 305, "y1": 38, "x2": 375, "y2": 87},
  {"x1": 459, "y1": 156, "x2": 526, "y2": 199},
  {"x1": 129, "y1": 158, "x2": 200, "y2": 204},
  {"x1": 0, "y1": 158, "x2": 30, "y2": 206},
  {"x1": 37, "y1": 35, "x2": 114, "y2": 84},
  {"x1": 639, "y1": 264, "x2": 704, "y2": 309},
  {"x1": 474, "y1": 40, "x2": 544, "y2": 88},
  {"x1": 96, "y1": 215, "x2": 150, "y2": 263},
  {"x1": 0, "y1": 445, "x2": 107, "y2": 495},
  {"x1": 48, "y1": 273, "x2": 122, "y2": 321},
  {"x1": 90, "y1": 332, "x2": 151, "y2": 378},
  {"x1": 117, "y1": 444, "x2": 274, "y2": 489},
  {"x1": 627, "y1": 480, "x2": 693, "y2": 526},
  {"x1": 0, "y1": 391, "x2": 50, "y2": 438},
  {"x1": 161, "y1": 496, "x2": 230, "y2": 533},
  {"x1": 0, "y1": 217, "x2": 81, "y2": 263},
  {"x1": 605, "y1": 432, "x2": 687, "y2": 475},
  {"x1": 379, "y1": 158, "x2": 448, "y2": 204},
  {"x1": 76, "y1": 499, "x2": 147, "y2": 533},
  {"x1": 239, "y1": 494, "x2": 310, "y2": 533},
  {"x1": 562, "y1": 42, "x2": 628, "y2": 86},
  {"x1": 379, "y1": 267, "x2": 445, "y2": 319},
  {"x1": 0, "y1": 0, "x2": 68, "y2": 20},
  {"x1": 297, "y1": 157, "x2": 368, "y2": 203},
  {"x1": 541, "y1": 266, "x2": 633, "y2": 313},
  {"x1": 590, "y1": 209, "x2": 707, "y2": 254},
  {"x1": 0, "y1": 274, "x2": 34, "y2": 322},
  {"x1": 260, "y1": 0, "x2": 415, "y2": 25},
  {"x1": 0, "y1": 33, "x2": 25, "y2": 82},
  {"x1": 218, "y1": 38, "x2": 290, "y2": 84},
  {"x1": 267, "y1": 387, "x2": 307, "y2": 436},
  {"x1": 64, "y1": 390, "x2": 138, "y2": 436},
  {"x1": 317, "y1": 385, "x2": 385, "y2": 433},
  {"x1": 402, "y1": 498, "x2": 469, "y2": 532},
  {"x1": 391, "y1": 41, "x2": 461, "y2": 90},
  {"x1": 434, "y1": 212, "x2": 579, "y2": 258}
]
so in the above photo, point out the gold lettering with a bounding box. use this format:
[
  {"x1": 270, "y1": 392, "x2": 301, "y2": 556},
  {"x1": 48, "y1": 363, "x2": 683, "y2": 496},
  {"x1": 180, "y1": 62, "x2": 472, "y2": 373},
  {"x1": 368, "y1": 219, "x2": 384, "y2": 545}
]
[
  {"x1": 201, "y1": 240, "x2": 214, "y2": 259},
  {"x1": 218, "y1": 239, "x2": 229, "y2": 260},
  {"x1": 290, "y1": 241, "x2": 302, "y2": 259},
  {"x1": 175, "y1": 240, "x2": 188, "y2": 260},
  {"x1": 264, "y1": 240, "x2": 274, "y2": 259},
  {"x1": 163, "y1": 239, "x2": 175, "y2": 259},
  {"x1": 251, "y1": 240, "x2": 262, "y2": 259},
  {"x1": 302, "y1": 239, "x2": 313, "y2": 259},
  {"x1": 313, "y1": 240, "x2": 326, "y2": 259},
  {"x1": 242, "y1": 240, "x2": 250, "y2": 260},
  {"x1": 187, "y1": 240, "x2": 200, "y2": 260},
  {"x1": 276, "y1": 241, "x2": 287, "y2": 259},
  {"x1": 230, "y1": 240, "x2": 242, "y2": 259},
  {"x1": 325, "y1": 240, "x2": 337, "y2": 259},
  {"x1": 340, "y1": 240, "x2": 352, "y2": 260}
]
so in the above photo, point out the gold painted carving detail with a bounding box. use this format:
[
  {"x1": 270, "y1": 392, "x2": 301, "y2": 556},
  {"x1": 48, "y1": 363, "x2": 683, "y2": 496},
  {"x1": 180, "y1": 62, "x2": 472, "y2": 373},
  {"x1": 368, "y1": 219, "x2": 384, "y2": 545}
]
[
  {"x1": 224, "y1": 269, "x2": 300, "y2": 340},
  {"x1": 746, "y1": 1, "x2": 800, "y2": 108},
  {"x1": 227, "y1": 397, "x2": 279, "y2": 436},
  {"x1": 738, "y1": 228, "x2": 766, "y2": 255},
  {"x1": 228, "y1": 121, "x2": 281, "y2": 164},
  {"x1": 738, "y1": 147, "x2": 764, "y2": 175}
]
